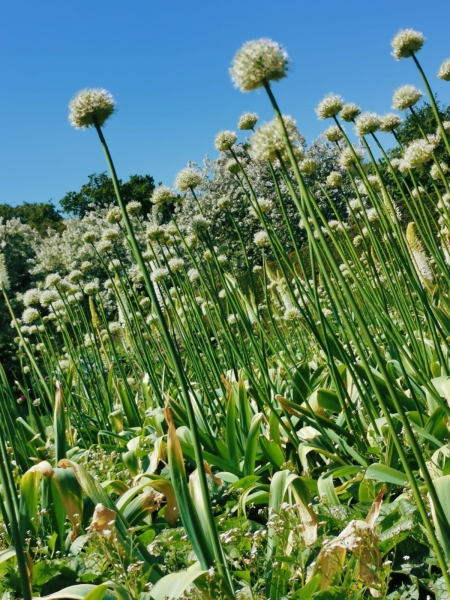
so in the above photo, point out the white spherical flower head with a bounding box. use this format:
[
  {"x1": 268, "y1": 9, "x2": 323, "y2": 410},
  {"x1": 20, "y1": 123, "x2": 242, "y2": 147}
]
[
  {"x1": 299, "y1": 158, "x2": 319, "y2": 175},
  {"x1": 391, "y1": 29, "x2": 425, "y2": 60},
  {"x1": 230, "y1": 38, "x2": 288, "y2": 92},
  {"x1": 150, "y1": 267, "x2": 169, "y2": 283},
  {"x1": 315, "y1": 94, "x2": 344, "y2": 120},
  {"x1": 106, "y1": 207, "x2": 122, "y2": 224},
  {"x1": 217, "y1": 196, "x2": 231, "y2": 210},
  {"x1": 126, "y1": 201, "x2": 142, "y2": 215},
  {"x1": 152, "y1": 185, "x2": 177, "y2": 205},
  {"x1": 250, "y1": 115, "x2": 302, "y2": 163},
  {"x1": 380, "y1": 113, "x2": 403, "y2": 132},
  {"x1": 355, "y1": 112, "x2": 382, "y2": 136},
  {"x1": 238, "y1": 112, "x2": 258, "y2": 130},
  {"x1": 326, "y1": 171, "x2": 343, "y2": 188},
  {"x1": 392, "y1": 85, "x2": 423, "y2": 111},
  {"x1": 438, "y1": 59, "x2": 450, "y2": 81},
  {"x1": 254, "y1": 230, "x2": 270, "y2": 247},
  {"x1": 69, "y1": 88, "x2": 115, "y2": 129},
  {"x1": 340, "y1": 103, "x2": 361, "y2": 122},
  {"x1": 84, "y1": 281, "x2": 99, "y2": 296},
  {"x1": 22, "y1": 307, "x2": 40, "y2": 324},
  {"x1": 215, "y1": 131, "x2": 237, "y2": 152},
  {"x1": 168, "y1": 257, "x2": 185, "y2": 273},
  {"x1": 323, "y1": 125, "x2": 343, "y2": 142},
  {"x1": 190, "y1": 215, "x2": 210, "y2": 235},
  {"x1": 45, "y1": 273, "x2": 61, "y2": 289},
  {"x1": 402, "y1": 139, "x2": 435, "y2": 169},
  {"x1": 23, "y1": 288, "x2": 41, "y2": 307},
  {"x1": 339, "y1": 146, "x2": 365, "y2": 169},
  {"x1": 174, "y1": 168, "x2": 202, "y2": 191}
]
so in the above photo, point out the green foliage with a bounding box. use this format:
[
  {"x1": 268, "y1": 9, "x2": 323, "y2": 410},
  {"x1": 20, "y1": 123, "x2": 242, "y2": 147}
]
[
  {"x1": 0, "y1": 202, "x2": 64, "y2": 235},
  {"x1": 59, "y1": 173, "x2": 155, "y2": 217}
]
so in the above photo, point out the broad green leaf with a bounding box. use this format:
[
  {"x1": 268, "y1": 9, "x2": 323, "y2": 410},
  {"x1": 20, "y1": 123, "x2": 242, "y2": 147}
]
[{"x1": 365, "y1": 464, "x2": 408, "y2": 486}]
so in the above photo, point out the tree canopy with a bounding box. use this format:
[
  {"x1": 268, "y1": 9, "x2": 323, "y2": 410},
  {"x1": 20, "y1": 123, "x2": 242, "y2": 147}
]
[
  {"x1": 0, "y1": 202, "x2": 64, "y2": 235},
  {"x1": 60, "y1": 172, "x2": 155, "y2": 217}
]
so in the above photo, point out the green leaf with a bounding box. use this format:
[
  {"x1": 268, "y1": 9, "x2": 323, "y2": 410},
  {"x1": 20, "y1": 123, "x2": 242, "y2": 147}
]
[
  {"x1": 149, "y1": 569, "x2": 207, "y2": 600},
  {"x1": 244, "y1": 413, "x2": 263, "y2": 476},
  {"x1": 365, "y1": 464, "x2": 408, "y2": 486},
  {"x1": 33, "y1": 584, "x2": 113, "y2": 600}
]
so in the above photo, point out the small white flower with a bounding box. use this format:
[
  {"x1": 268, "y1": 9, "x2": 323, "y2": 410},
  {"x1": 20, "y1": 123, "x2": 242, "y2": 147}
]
[
  {"x1": 355, "y1": 112, "x2": 382, "y2": 136},
  {"x1": 238, "y1": 112, "x2": 258, "y2": 130},
  {"x1": 174, "y1": 168, "x2": 202, "y2": 191},
  {"x1": 215, "y1": 131, "x2": 237, "y2": 152},
  {"x1": 340, "y1": 103, "x2": 361, "y2": 122}
]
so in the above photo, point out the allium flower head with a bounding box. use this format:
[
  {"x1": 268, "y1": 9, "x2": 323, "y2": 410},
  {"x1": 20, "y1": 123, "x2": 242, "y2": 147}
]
[
  {"x1": 250, "y1": 115, "x2": 302, "y2": 162},
  {"x1": 254, "y1": 230, "x2": 270, "y2": 247},
  {"x1": 226, "y1": 158, "x2": 240, "y2": 174},
  {"x1": 299, "y1": 158, "x2": 318, "y2": 175},
  {"x1": 23, "y1": 288, "x2": 41, "y2": 306},
  {"x1": 230, "y1": 39, "x2": 288, "y2": 92},
  {"x1": 69, "y1": 88, "x2": 115, "y2": 129},
  {"x1": 391, "y1": 29, "x2": 425, "y2": 60},
  {"x1": 326, "y1": 171, "x2": 343, "y2": 188},
  {"x1": 339, "y1": 146, "x2": 365, "y2": 169},
  {"x1": 40, "y1": 290, "x2": 58, "y2": 307},
  {"x1": 438, "y1": 59, "x2": 450, "y2": 81},
  {"x1": 215, "y1": 131, "x2": 237, "y2": 152},
  {"x1": 22, "y1": 307, "x2": 40, "y2": 324},
  {"x1": 106, "y1": 207, "x2": 122, "y2": 224},
  {"x1": 84, "y1": 281, "x2": 99, "y2": 296},
  {"x1": 174, "y1": 168, "x2": 202, "y2": 191},
  {"x1": 190, "y1": 215, "x2": 210, "y2": 235},
  {"x1": 168, "y1": 257, "x2": 184, "y2": 273},
  {"x1": 392, "y1": 85, "x2": 423, "y2": 111},
  {"x1": 323, "y1": 125, "x2": 343, "y2": 142},
  {"x1": 402, "y1": 139, "x2": 434, "y2": 168},
  {"x1": 126, "y1": 201, "x2": 142, "y2": 215},
  {"x1": 315, "y1": 94, "x2": 344, "y2": 120},
  {"x1": 150, "y1": 267, "x2": 169, "y2": 283},
  {"x1": 355, "y1": 112, "x2": 382, "y2": 136},
  {"x1": 152, "y1": 185, "x2": 177, "y2": 205},
  {"x1": 340, "y1": 103, "x2": 361, "y2": 122},
  {"x1": 380, "y1": 113, "x2": 403, "y2": 132},
  {"x1": 45, "y1": 273, "x2": 61, "y2": 289},
  {"x1": 83, "y1": 232, "x2": 97, "y2": 244},
  {"x1": 238, "y1": 112, "x2": 258, "y2": 130},
  {"x1": 217, "y1": 196, "x2": 231, "y2": 209}
]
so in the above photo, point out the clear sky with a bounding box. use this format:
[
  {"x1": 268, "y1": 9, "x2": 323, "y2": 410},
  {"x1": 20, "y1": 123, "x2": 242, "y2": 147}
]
[{"x1": 1, "y1": 0, "x2": 450, "y2": 208}]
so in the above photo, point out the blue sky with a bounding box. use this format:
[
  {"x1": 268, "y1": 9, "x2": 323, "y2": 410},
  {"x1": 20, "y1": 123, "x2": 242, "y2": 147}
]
[{"x1": 1, "y1": 0, "x2": 450, "y2": 208}]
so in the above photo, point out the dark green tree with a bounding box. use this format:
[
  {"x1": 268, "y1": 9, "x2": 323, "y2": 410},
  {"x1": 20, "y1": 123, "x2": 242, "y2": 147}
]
[
  {"x1": 0, "y1": 202, "x2": 64, "y2": 235},
  {"x1": 60, "y1": 172, "x2": 155, "y2": 217}
]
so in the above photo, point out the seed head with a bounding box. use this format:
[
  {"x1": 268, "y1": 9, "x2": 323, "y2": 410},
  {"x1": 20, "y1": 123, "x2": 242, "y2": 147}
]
[
  {"x1": 392, "y1": 85, "x2": 423, "y2": 111},
  {"x1": 238, "y1": 112, "x2": 258, "y2": 130},
  {"x1": 215, "y1": 131, "x2": 237, "y2": 152},
  {"x1": 340, "y1": 103, "x2": 361, "y2": 122},
  {"x1": 391, "y1": 29, "x2": 425, "y2": 60},
  {"x1": 402, "y1": 139, "x2": 434, "y2": 168},
  {"x1": 315, "y1": 94, "x2": 344, "y2": 120},
  {"x1": 152, "y1": 185, "x2": 177, "y2": 205},
  {"x1": 230, "y1": 39, "x2": 288, "y2": 92},
  {"x1": 380, "y1": 113, "x2": 403, "y2": 132},
  {"x1": 323, "y1": 125, "x2": 343, "y2": 142},
  {"x1": 355, "y1": 112, "x2": 382, "y2": 136},
  {"x1": 174, "y1": 168, "x2": 202, "y2": 191},
  {"x1": 69, "y1": 88, "x2": 115, "y2": 129},
  {"x1": 438, "y1": 59, "x2": 450, "y2": 81}
]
